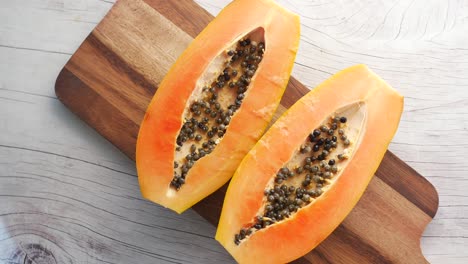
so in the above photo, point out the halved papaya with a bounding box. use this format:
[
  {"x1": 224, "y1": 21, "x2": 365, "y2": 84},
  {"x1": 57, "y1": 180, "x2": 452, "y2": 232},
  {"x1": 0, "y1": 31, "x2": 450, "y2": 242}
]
[
  {"x1": 136, "y1": 0, "x2": 300, "y2": 213},
  {"x1": 216, "y1": 65, "x2": 404, "y2": 263}
]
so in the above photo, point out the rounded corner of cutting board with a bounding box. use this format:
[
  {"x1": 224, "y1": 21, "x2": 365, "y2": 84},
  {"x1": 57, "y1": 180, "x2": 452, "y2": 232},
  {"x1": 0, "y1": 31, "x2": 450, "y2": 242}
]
[
  {"x1": 396, "y1": 152, "x2": 440, "y2": 219},
  {"x1": 55, "y1": 67, "x2": 70, "y2": 102},
  {"x1": 420, "y1": 175, "x2": 439, "y2": 219}
]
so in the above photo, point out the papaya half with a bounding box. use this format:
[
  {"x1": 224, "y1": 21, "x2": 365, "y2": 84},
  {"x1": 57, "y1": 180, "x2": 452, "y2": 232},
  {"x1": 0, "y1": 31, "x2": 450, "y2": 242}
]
[
  {"x1": 136, "y1": 0, "x2": 300, "y2": 213},
  {"x1": 216, "y1": 65, "x2": 404, "y2": 263}
]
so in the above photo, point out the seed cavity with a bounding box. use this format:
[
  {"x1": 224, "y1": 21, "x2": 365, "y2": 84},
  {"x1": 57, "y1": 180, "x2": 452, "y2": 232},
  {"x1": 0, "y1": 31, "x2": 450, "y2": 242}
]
[
  {"x1": 171, "y1": 29, "x2": 266, "y2": 191},
  {"x1": 234, "y1": 113, "x2": 358, "y2": 246}
]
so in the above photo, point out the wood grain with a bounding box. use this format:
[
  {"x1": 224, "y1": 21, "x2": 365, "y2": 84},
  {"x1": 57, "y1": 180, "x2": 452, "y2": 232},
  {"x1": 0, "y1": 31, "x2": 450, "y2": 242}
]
[
  {"x1": 53, "y1": 0, "x2": 438, "y2": 263},
  {"x1": 1, "y1": 0, "x2": 467, "y2": 263}
]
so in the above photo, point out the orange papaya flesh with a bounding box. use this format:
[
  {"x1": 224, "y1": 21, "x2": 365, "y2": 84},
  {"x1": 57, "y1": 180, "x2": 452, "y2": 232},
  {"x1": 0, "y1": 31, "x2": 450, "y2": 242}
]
[
  {"x1": 136, "y1": 0, "x2": 300, "y2": 213},
  {"x1": 216, "y1": 65, "x2": 404, "y2": 263}
]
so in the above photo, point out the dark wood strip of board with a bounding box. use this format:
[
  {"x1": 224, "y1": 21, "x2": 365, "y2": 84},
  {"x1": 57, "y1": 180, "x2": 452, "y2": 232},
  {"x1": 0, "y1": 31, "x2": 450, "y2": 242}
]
[
  {"x1": 192, "y1": 184, "x2": 228, "y2": 226},
  {"x1": 86, "y1": 33, "x2": 157, "y2": 96},
  {"x1": 312, "y1": 224, "x2": 393, "y2": 264},
  {"x1": 291, "y1": 255, "x2": 330, "y2": 264},
  {"x1": 65, "y1": 40, "x2": 150, "y2": 126},
  {"x1": 376, "y1": 151, "x2": 438, "y2": 218},
  {"x1": 280, "y1": 77, "x2": 310, "y2": 108},
  {"x1": 55, "y1": 67, "x2": 139, "y2": 160}
]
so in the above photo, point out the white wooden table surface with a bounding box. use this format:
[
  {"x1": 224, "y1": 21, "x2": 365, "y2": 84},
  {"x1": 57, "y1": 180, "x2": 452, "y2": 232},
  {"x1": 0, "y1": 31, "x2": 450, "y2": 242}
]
[{"x1": 1, "y1": 0, "x2": 467, "y2": 263}]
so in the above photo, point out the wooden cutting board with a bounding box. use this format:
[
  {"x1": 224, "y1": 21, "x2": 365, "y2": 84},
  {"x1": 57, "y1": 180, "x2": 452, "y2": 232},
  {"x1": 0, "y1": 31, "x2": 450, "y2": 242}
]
[{"x1": 54, "y1": 0, "x2": 439, "y2": 263}]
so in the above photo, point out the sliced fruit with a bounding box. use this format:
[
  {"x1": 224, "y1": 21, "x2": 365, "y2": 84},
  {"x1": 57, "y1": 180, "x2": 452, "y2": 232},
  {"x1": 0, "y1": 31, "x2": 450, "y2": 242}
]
[
  {"x1": 136, "y1": 0, "x2": 300, "y2": 213},
  {"x1": 216, "y1": 65, "x2": 404, "y2": 263}
]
